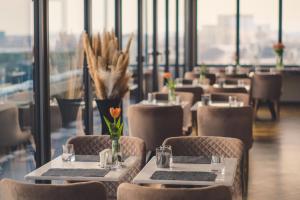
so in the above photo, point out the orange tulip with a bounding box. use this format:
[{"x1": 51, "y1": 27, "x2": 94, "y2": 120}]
[
  {"x1": 163, "y1": 72, "x2": 172, "y2": 79},
  {"x1": 110, "y1": 107, "x2": 121, "y2": 119}
]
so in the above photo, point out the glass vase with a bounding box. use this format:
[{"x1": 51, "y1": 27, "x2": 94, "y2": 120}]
[
  {"x1": 168, "y1": 88, "x2": 176, "y2": 102},
  {"x1": 111, "y1": 138, "x2": 122, "y2": 168},
  {"x1": 276, "y1": 54, "x2": 284, "y2": 70}
]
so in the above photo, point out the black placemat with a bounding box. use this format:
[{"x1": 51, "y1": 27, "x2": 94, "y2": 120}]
[
  {"x1": 42, "y1": 168, "x2": 110, "y2": 177},
  {"x1": 172, "y1": 156, "x2": 211, "y2": 164},
  {"x1": 75, "y1": 155, "x2": 99, "y2": 162},
  {"x1": 150, "y1": 171, "x2": 217, "y2": 182}
]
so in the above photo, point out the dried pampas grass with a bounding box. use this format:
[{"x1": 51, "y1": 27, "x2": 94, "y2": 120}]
[{"x1": 83, "y1": 30, "x2": 133, "y2": 100}]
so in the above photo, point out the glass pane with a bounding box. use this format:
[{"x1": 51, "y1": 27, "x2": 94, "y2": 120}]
[
  {"x1": 144, "y1": 0, "x2": 153, "y2": 67},
  {"x1": 283, "y1": 0, "x2": 300, "y2": 65},
  {"x1": 49, "y1": 0, "x2": 84, "y2": 157},
  {"x1": 157, "y1": 0, "x2": 166, "y2": 67},
  {"x1": 92, "y1": 0, "x2": 115, "y2": 33},
  {"x1": 240, "y1": 0, "x2": 278, "y2": 65},
  {"x1": 0, "y1": 0, "x2": 35, "y2": 180},
  {"x1": 197, "y1": 0, "x2": 236, "y2": 65}
]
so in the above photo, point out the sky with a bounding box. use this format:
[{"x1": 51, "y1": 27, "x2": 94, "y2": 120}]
[{"x1": 0, "y1": 0, "x2": 299, "y2": 36}]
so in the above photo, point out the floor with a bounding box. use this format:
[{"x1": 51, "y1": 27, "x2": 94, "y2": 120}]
[
  {"x1": 1, "y1": 105, "x2": 300, "y2": 199},
  {"x1": 248, "y1": 105, "x2": 300, "y2": 200}
]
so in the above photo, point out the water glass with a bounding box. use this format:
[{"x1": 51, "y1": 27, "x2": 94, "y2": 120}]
[
  {"x1": 175, "y1": 95, "x2": 181, "y2": 105},
  {"x1": 62, "y1": 144, "x2": 75, "y2": 162},
  {"x1": 229, "y1": 96, "x2": 238, "y2": 107},
  {"x1": 148, "y1": 93, "x2": 154, "y2": 103},
  {"x1": 175, "y1": 78, "x2": 183, "y2": 86},
  {"x1": 237, "y1": 79, "x2": 245, "y2": 87},
  {"x1": 211, "y1": 155, "x2": 225, "y2": 175},
  {"x1": 192, "y1": 79, "x2": 199, "y2": 86},
  {"x1": 156, "y1": 145, "x2": 172, "y2": 168},
  {"x1": 201, "y1": 94, "x2": 211, "y2": 106}
]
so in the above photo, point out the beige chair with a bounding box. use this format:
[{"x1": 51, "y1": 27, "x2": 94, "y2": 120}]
[
  {"x1": 251, "y1": 73, "x2": 282, "y2": 120},
  {"x1": 211, "y1": 92, "x2": 250, "y2": 106},
  {"x1": 0, "y1": 104, "x2": 31, "y2": 152},
  {"x1": 128, "y1": 104, "x2": 183, "y2": 152},
  {"x1": 197, "y1": 106, "x2": 253, "y2": 197},
  {"x1": 152, "y1": 92, "x2": 194, "y2": 135},
  {"x1": 67, "y1": 135, "x2": 146, "y2": 200},
  {"x1": 117, "y1": 183, "x2": 232, "y2": 200},
  {"x1": 163, "y1": 136, "x2": 243, "y2": 200},
  {"x1": 0, "y1": 179, "x2": 106, "y2": 200},
  {"x1": 175, "y1": 87, "x2": 204, "y2": 104}
]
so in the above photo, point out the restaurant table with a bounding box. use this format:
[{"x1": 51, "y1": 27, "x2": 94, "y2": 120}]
[
  {"x1": 213, "y1": 84, "x2": 250, "y2": 92},
  {"x1": 133, "y1": 156, "x2": 237, "y2": 187},
  {"x1": 140, "y1": 100, "x2": 192, "y2": 131},
  {"x1": 25, "y1": 155, "x2": 139, "y2": 182},
  {"x1": 190, "y1": 101, "x2": 245, "y2": 112}
]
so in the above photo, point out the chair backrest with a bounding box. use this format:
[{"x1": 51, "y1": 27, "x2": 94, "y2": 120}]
[
  {"x1": 175, "y1": 87, "x2": 204, "y2": 104},
  {"x1": 128, "y1": 104, "x2": 183, "y2": 151},
  {"x1": 0, "y1": 104, "x2": 23, "y2": 147},
  {"x1": 182, "y1": 79, "x2": 193, "y2": 85},
  {"x1": 0, "y1": 179, "x2": 106, "y2": 200},
  {"x1": 67, "y1": 135, "x2": 146, "y2": 169},
  {"x1": 208, "y1": 86, "x2": 248, "y2": 94},
  {"x1": 117, "y1": 183, "x2": 232, "y2": 200},
  {"x1": 197, "y1": 106, "x2": 253, "y2": 150},
  {"x1": 163, "y1": 136, "x2": 243, "y2": 200},
  {"x1": 211, "y1": 92, "x2": 250, "y2": 106},
  {"x1": 251, "y1": 73, "x2": 282, "y2": 100}
]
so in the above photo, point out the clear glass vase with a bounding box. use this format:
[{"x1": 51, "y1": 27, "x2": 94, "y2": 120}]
[
  {"x1": 111, "y1": 138, "x2": 122, "y2": 168},
  {"x1": 276, "y1": 54, "x2": 284, "y2": 70},
  {"x1": 168, "y1": 88, "x2": 176, "y2": 102}
]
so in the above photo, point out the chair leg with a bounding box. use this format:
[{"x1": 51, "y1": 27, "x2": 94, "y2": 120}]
[
  {"x1": 274, "y1": 100, "x2": 280, "y2": 120},
  {"x1": 267, "y1": 101, "x2": 277, "y2": 120},
  {"x1": 242, "y1": 150, "x2": 249, "y2": 199}
]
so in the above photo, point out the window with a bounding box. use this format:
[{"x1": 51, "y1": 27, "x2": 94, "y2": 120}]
[
  {"x1": 0, "y1": 0, "x2": 35, "y2": 180},
  {"x1": 197, "y1": 0, "x2": 236, "y2": 65},
  {"x1": 240, "y1": 0, "x2": 278, "y2": 65},
  {"x1": 283, "y1": 0, "x2": 300, "y2": 66},
  {"x1": 49, "y1": 0, "x2": 84, "y2": 156},
  {"x1": 92, "y1": 0, "x2": 115, "y2": 33}
]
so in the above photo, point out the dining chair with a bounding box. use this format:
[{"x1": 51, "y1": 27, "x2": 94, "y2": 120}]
[
  {"x1": 0, "y1": 179, "x2": 107, "y2": 200},
  {"x1": 117, "y1": 183, "x2": 232, "y2": 200},
  {"x1": 197, "y1": 106, "x2": 253, "y2": 197},
  {"x1": 0, "y1": 104, "x2": 31, "y2": 153},
  {"x1": 208, "y1": 86, "x2": 248, "y2": 94},
  {"x1": 152, "y1": 92, "x2": 194, "y2": 135},
  {"x1": 128, "y1": 104, "x2": 183, "y2": 153},
  {"x1": 66, "y1": 135, "x2": 146, "y2": 200},
  {"x1": 210, "y1": 92, "x2": 250, "y2": 106},
  {"x1": 251, "y1": 73, "x2": 282, "y2": 120},
  {"x1": 163, "y1": 136, "x2": 244, "y2": 200}
]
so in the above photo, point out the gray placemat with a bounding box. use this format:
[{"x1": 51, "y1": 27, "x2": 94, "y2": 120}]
[
  {"x1": 150, "y1": 171, "x2": 217, "y2": 182},
  {"x1": 42, "y1": 168, "x2": 110, "y2": 177},
  {"x1": 75, "y1": 155, "x2": 99, "y2": 162},
  {"x1": 172, "y1": 156, "x2": 211, "y2": 164}
]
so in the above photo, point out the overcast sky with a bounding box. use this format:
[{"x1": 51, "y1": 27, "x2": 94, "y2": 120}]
[{"x1": 0, "y1": 0, "x2": 299, "y2": 36}]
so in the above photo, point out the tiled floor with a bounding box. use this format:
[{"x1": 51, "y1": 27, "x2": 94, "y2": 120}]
[{"x1": 1, "y1": 105, "x2": 300, "y2": 199}]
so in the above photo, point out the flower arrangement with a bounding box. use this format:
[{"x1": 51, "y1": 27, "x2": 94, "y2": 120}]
[
  {"x1": 82, "y1": 31, "x2": 133, "y2": 100},
  {"x1": 163, "y1": 72, "x2": 176, "y2": 101},
  {"x1": 103, "y1": 107, "x2": 123, "y2": 140},
  {"x1": 273, "y1": 42, "x2": 285, "y2": 69},
  {"x1": 103, "y1": 107, "x2": 123, "y2": 164},
  {"x1": 199, "y1": 63, "x2": 207, "y2": 81}
]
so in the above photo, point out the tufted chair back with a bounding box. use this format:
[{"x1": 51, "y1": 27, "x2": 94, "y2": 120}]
[{"x1": 163, "y1": 136, "x2": 243, "y2": 200}]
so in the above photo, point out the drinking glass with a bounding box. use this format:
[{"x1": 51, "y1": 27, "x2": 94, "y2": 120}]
[
  {"x1": 148, "y1": 93, "x2": 154, "y2": 103},
  {"x1": 201, "y1": 94, "x2": 211, "y2": 106},
  {"x1": 62, "y1": 144, "x2": 75, "y2": 162},
  {"x1": 229, "y1": 96, "x2": 238, "y2": 107},
  {"x1": 175, "y1": 78, "x2": 183, "y2": 86},
  {"x1": 175, "y1": 95, "x2": 181, "y2": 105},
  {"x1": 156, "y1": 145, "x2": 172, "y2": 168},
  {"x1": 237, "y1": 79, "x2": 245, "y2": 87},
  {"x1": 211, "y1": 155, "x2": 225, "y2": 175}
]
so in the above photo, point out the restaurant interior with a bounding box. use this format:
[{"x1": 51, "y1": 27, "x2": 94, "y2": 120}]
[{"x1": 0, "y1": 0, "x2": 300, "y2": 199}]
